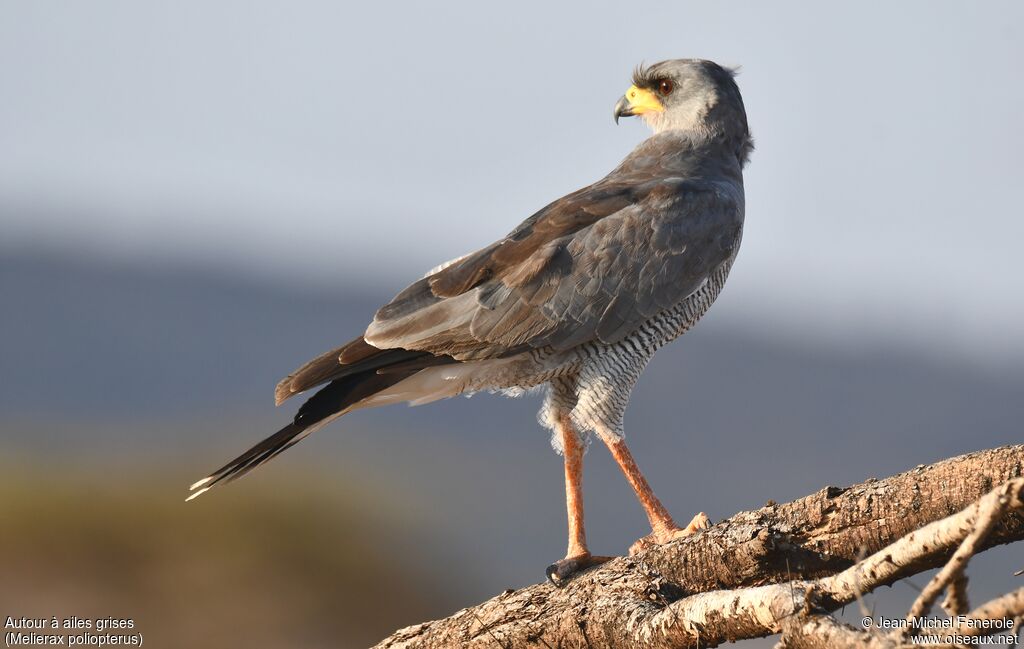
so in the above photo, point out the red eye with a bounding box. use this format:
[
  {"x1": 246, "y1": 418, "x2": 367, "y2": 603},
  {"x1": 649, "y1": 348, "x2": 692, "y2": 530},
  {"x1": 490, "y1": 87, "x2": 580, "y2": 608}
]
[{"x1": 658, "y1": 79, "x2": 674, "y2": 96}]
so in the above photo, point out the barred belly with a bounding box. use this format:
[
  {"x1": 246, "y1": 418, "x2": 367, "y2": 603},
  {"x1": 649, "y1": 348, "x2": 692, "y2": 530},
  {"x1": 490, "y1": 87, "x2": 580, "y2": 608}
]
[{"x1": 520, "y1": 260, "x2": 735, "y2": 447}]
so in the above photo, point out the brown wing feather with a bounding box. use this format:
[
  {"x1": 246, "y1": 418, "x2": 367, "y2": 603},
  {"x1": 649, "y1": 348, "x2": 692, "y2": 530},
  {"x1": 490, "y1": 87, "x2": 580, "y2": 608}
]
[
  {"x1": 274, "y1": 336, "x2": 448, "y2": 405},
  {"x1": 427, "y1": 184, "x2": 636, "y2": 298},
  {"x1": 275, "y1": 339, "x2": 357, "y2": 405},
  {"x1": 364, "y1": 136, "x2": 744, "y2": 360}
]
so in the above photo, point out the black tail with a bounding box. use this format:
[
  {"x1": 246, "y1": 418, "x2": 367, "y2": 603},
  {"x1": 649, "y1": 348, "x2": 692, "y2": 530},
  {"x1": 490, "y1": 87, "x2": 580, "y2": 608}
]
[
  {"x1": 187, "y1": 422, "x2": 308, "y2": 499},
  {"x1": 186, "y1": 365, "x2": 424, "y2": 500}
]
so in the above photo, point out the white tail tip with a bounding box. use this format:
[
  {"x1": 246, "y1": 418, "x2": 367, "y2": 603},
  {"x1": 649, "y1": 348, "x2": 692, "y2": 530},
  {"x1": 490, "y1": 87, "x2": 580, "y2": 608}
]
[
  {"x1": 189, "y1": 476, "x2": 214, "y2": 491},
  {"x1": 185, "y1": 487, "x2": 211, "y2": 502}
]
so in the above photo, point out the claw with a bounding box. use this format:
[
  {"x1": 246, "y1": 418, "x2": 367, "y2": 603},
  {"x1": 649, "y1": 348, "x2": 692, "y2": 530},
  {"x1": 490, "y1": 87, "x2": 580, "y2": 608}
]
[{"x1": 545, "y1": 554, "x2": 614, "y2": 587}]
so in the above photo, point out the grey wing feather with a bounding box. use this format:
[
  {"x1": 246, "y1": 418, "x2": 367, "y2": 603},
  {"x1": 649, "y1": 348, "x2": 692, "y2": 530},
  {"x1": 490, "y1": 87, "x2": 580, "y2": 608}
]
[
  {"x1": 364, "y1": 177, "x2": 742, "y2": 360},
  {"x1": 533, "y1": 185, "x2": 741, "y2": 350}
]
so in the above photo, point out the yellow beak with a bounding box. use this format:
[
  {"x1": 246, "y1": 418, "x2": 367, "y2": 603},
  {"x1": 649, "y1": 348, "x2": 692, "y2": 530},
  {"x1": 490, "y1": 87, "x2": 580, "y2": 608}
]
[{"x1": 613, "y1": 85, "x2": 665, "y2": 123}]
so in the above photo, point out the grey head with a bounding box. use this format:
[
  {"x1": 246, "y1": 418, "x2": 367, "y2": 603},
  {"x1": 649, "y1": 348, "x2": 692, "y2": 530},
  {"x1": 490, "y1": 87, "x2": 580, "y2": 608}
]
[{"x1": 614, "y1": 59, "x2": 752, "y2": 164}]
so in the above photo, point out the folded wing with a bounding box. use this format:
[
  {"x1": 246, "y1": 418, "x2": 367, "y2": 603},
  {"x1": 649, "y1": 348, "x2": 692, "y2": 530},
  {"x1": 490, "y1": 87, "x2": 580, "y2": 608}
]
[{"x1": 365, "y1": 176, "x2": 743, "y2": 360}]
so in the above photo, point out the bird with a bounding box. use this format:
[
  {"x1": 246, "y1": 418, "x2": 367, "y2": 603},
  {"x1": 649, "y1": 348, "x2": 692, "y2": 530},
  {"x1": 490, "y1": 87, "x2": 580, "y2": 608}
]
[{"x1": 188, "y1": 58, "x2": 753, "y2": 586}]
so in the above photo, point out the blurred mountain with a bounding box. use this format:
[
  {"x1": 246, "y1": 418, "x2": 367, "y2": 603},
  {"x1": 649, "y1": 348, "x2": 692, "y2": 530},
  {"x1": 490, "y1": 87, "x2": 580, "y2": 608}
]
[
  {"x1": 2, "y1": 249, "x2": 1020, "y2": 454},
  {"x1": 1, "y1": 250, "x2": 1021, "y2": 647},
  {"x1": 0, "y1": 462, "x2": 466, "y2": 648}
]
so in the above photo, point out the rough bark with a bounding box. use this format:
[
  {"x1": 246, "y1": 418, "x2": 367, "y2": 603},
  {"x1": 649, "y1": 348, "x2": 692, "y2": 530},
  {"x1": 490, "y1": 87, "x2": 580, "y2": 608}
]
[{"x1": 375, "y1": 445, "x2": 1024, "y2": 648}]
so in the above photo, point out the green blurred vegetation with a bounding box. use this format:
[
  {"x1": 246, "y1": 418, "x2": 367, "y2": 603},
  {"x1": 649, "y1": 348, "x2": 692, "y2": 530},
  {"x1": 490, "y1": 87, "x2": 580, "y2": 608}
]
[{"x1": 0, "y1": 458, "x2": 460, "y2": 648}]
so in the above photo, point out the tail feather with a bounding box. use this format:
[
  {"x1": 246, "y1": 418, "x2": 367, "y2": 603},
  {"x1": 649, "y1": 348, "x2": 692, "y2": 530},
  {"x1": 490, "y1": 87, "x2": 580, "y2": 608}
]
[
  {"x1": 187, "y1": 422, "x2": 311, "y2": 500},
  {"x1": 274, "y1": 337, "x2": 446, "y2": 406},
  {"x1": 188, "y1": 361, "x2": 430, "y2": 501}
]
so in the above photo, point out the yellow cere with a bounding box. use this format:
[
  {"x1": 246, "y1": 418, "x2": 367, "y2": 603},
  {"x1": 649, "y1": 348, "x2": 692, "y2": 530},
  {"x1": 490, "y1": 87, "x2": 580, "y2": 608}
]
[{"x1": 624, "y1": 85, "x2": 665, "y2": 114}]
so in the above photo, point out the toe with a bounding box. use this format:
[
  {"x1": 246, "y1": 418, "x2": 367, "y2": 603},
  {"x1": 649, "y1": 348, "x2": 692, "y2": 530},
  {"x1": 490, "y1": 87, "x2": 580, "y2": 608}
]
[
  {"x1": 545, "y1": 554, "x2": 613, "y2": 587},
  {"x1": 629, "y1": 513, "x2": 712, "y2": 555},
  {"x1": 628, "y1": 534, "x2": 657, "y2": 556},
  {"x1": 545, "y1": 559, "x2": 575, "y2": 587},
  {"x1": 685, "y1": 511, "x2": 710, "y2": 534}
]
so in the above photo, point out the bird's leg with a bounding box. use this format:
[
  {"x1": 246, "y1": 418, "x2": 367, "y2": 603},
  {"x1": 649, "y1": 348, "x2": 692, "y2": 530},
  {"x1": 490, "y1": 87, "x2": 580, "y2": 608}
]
[
  {"x1": 562, "y1": 414, "x2": 589, "y2": 558},
  {"x1": 545, "y1": 414, "x2": 613, "y2": 587},
  {"x1": 603, "y1": 437, "x2": 710, "y2": 555}
]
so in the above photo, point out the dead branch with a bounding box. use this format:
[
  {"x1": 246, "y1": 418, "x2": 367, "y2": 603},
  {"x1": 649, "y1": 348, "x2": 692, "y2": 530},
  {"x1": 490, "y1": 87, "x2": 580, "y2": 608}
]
[
  {"x1": 938, "y1": 588, "x2": 1024, "y2": 643},
  {"x1": 778, "y1": 614, "x2": 892, "y2": 649},
  {"x1": 904, "y1": 479, "x2": 1013, "y2": 625},
  {"x1": 940, "y1": 573, "x2": 970, "y2": 617},
  {"x1": 375, "y1": 446, "x2": 1024, "y2": 648}
]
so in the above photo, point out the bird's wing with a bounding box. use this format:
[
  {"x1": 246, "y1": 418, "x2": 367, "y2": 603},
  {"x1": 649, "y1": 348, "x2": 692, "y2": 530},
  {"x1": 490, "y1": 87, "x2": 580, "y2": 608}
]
[{"x1": 364, "y1": 171, "x2": 743, "y2": 360}]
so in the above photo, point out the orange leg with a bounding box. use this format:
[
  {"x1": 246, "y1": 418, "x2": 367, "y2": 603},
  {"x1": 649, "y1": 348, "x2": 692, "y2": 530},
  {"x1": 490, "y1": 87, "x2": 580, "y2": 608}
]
[
  {"x1": 546, "y1": 416, "x2": 612, "y2": 586},
  {"x1": 562, "y1": 414, "x2": 589, "y2": 558},
  {"x1": 605, "y1": 437, "x2": 709, "y2": 555}
]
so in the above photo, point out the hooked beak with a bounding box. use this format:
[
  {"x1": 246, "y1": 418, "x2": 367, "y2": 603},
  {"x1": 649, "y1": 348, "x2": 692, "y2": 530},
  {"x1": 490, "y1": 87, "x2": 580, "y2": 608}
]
[
  {"x1": 613, "y1": 96, "x2": 633, "y2": 124},
  {"x1": 613, "y1": 85, "x2": 665, "y2": 124}
]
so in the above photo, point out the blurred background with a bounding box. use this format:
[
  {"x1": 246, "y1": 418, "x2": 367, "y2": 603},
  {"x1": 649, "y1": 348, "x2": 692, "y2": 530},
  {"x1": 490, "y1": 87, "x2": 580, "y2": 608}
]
[{"x1": 1, "y1": 1, "x2": 1021, "y2": 647}]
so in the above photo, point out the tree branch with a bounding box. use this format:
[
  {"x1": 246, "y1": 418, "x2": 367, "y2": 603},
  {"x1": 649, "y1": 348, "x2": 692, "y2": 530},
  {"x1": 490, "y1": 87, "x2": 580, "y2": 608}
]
[
  {"x1": 375, "y1": 445, "x2": 1024, "y2": 648},
  {"x1": 905, "y1": 478, "x2": 1012, "y2": 624}
]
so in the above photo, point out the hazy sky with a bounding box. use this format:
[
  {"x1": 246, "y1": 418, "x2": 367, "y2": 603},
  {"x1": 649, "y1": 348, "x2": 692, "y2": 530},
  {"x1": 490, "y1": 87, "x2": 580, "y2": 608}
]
[{"x1": 1, "y1": 1, "x2": 1022, "y2": 365}]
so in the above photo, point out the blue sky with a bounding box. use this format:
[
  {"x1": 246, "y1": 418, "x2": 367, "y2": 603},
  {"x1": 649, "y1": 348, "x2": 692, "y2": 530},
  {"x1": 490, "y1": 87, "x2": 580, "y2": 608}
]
[{"x1": 1, "y1": 1, "x2": 1022, "y2": 366}]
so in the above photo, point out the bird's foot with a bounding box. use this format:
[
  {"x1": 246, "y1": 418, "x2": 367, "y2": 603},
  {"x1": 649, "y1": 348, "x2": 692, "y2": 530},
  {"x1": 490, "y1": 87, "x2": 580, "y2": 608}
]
[
  {"x1": 628, "y1": 511, "x2": 710, "y2": 556},
  {"x1": 545, "y1": 552, "x2": 614, "y2": 587}
]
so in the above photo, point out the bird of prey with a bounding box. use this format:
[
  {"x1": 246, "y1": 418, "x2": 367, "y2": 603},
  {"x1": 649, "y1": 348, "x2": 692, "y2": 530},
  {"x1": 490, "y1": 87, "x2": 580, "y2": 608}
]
[{"x1": 189, "y1": 58, "x2": 752, "y2": 585}]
